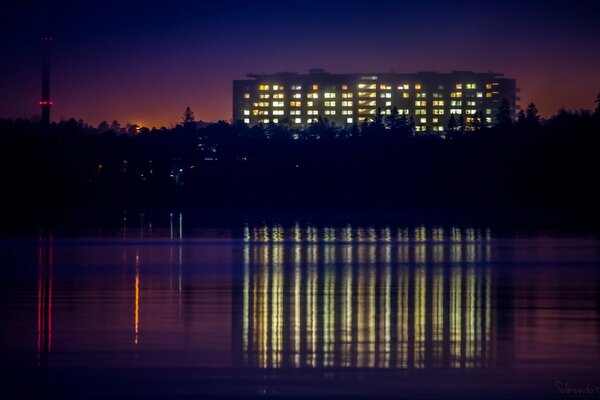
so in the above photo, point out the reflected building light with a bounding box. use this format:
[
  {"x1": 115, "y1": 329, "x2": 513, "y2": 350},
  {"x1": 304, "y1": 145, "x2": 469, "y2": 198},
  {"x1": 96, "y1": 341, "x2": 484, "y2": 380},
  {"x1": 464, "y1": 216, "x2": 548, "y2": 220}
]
[
  {"x1": 450, "y1": 265, "x2": 462, "y2": 368},
  {"x1": 243, "y1": 224, "x2": 250, "y2": 242},
  {"x1": 37, "y1": 240, "x2": 53, "y2": 366},
  {"x1": 466, "y1": 228, "x2": 476, "y2": 242},
  {"x1": 414, "y1": 266, "x2": 426, "y2": 368},
  {"x1": 432, "y1": 227, "x2": 444, "y2": 242},
  {"x1": 452, "y1": 227, "x2": 462, "y2": 242},
  {"x1": 466, "y1": 244, "x2": 476, "y2": 263},
  {"x1": 451, "y1": 243, "x2": 463, "y2": 263},
  {"x1": 293, "y1": 222, "x2": 302, "y2": 243},
  {"x1": 179, "y1": 213, "x2": 183, "y2": 240},
  {"x1": 397, "y1": 228, "x2": 409, "y2": 242},
  {"x1": 367, "y1": 227, "x2": 377, "y2": 242},
  {"x1": 415, "y1": 225, "x2": 426, "y2": 242},
  {"x1": 272, "y1": 225, "x2": 284, "y2": 243},
  {"x1": 134, "y1": 251, "x2": 140, "y2": 345},
  {"x1": 170, "y1": 213, "x2": 174, "y2": 240},
  {"x1": 241, "y1": 235, "x2": 495, "y2": 369},
  {"x1": 415, "y1": 244, "x2": 426, "y2": 264},
  {"x1": 343, "y1": 224, "x2": 352, "y2": 242}
]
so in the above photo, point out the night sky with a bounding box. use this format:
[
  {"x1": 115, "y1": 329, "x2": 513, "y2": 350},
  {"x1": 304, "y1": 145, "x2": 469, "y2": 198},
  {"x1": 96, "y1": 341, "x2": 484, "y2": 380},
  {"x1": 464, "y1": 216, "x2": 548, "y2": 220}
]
[{"x1": 1, "y1": 0, "x2": 599, "y2": 128}]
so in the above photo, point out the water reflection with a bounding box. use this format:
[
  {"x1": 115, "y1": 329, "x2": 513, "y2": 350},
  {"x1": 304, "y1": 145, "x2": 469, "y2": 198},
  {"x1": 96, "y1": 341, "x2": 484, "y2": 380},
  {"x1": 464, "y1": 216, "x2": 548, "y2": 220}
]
[
  {"x1": 37, "y1": 236, "x2": 53, "y2": 366},
  {"x1": 241, "y1": 237, "x2": 495, "y2": 369}
]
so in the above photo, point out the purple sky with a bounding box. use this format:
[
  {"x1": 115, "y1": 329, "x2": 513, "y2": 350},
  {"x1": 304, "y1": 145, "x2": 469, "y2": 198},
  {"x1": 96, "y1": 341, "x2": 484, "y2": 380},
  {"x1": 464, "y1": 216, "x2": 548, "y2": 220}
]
[{"x1": 1, "y1": 0, "x2": 599, "y2": 127}]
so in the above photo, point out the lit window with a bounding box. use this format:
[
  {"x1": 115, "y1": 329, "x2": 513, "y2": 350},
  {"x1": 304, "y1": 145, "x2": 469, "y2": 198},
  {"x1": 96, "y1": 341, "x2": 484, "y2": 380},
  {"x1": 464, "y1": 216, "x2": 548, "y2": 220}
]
[
  {"x1": 294, "y1": 118, "x2": 302, "y2": 123},
  {"x1": 324, "y1": 110, "x2": 336, "y2": 115},
  {"x1": 341, "y1": 84, "x2": 348, "y2": 90},
  {"x1": 292, "y1": 85, "x2": 302, "y2": 90},
  {"x1": 252, "y1": 110, "x2": 259, "y2": 116},
  {"x1": 433, "y1": 100, "x2": 444, "y2": 106},
  {"x1": 450, "y1": 92, "x2": 462, "y2": 98},
  {"x1": 403, "y1": 93, "x2": 410, "y2": 98},
  {"x1": 433, "y1": 109, "x2": 445, "y2": 115},
  {"x1": 398, "y1": 84, "x2": 409, "y2": 90},
  {"x1": 342, "y1": 93, "x2": 353, "y2": 98},
  {"x1": 432, "y1": 118, "x2": 439, "y2": 123},
  {"x1": 307, "y1": 118, "x2": 317, "y2": 123},
  {"x1": 324, "y1": 92, "x2": 336, "y2": 98},
  {"x1": 273, "y1": 118, "x2": 278, "y2": 123},
  {"x1": 244, "y1": 93, "x2": 250, "y2": 99},
  {"x1": 486, "y1": 93, "x2": 492, "y2": 98},
  {"x1": 290, "y1": 101, "x2": 302, "y2": 107},
  {"x1": 259, "y1": 94, "x2": 270, "y2": 99},
  {"x1": 358, "y1": 83, "x2": 376, "y2": 89},
  {"x1": 342, "y1": 101, "x2": 353, "y2": 107},
  {"x1": 456, "y1": 83, "x2": 463, "y2": 89},
  {"x1": 307, "y1": 110, "x2": 318, "y2": 115},
  {"x1": 486, "y1": 109, "x2": 492, "y2": 115},
  {"x1": 358, "y1": 100, "x2": 376, "y2": 106},
  {"x1": 466, "y1": 109, "x2": 477, "y2": 115},
  {"x1": 262, "y1": 118, "x2": 270, "y2": 123},
  {"x1": 307, "y1": 101, "x2": 314, "y2": 107},
  {"x1": 272, "y1": 85, "x2": 279, "y2": 90},
  {"x1": 312, "y1": 84, "x2": 319, "y2": 90},
  {"x1": 476, "y1": 92, "x2": 483, "y2": 98},
  {"x1": 415, "y1": 101, "x2": 427, "y2": 107},
  {"x1": 385, "y1": 101, "x2": 391, "y2": 106},
  {"x1": 450, "y1": 109, "x2": 462, "y2": 114},
  {"x1": 420, "y1": 118, "x2": 427, "y2": 124},
  {"x1": 290, "y1": 110, "x2": 301, "y2": 115},
  {"x1": 272, "y1": 101, "x2": 284, "y2": 107},
  {"x1": 243, "y1": 110, "x2": 250, "y2": 115},
  {"x1": 415, "y1": 83, "x2": 422, "y2": 90},
  {"x1": 399, "y1": 109, "x2": 409, "y2": 115},
  {"x1": 415, "y1": 109, "x2": 426, "y2": 115},
  {"x1": 416, "y1": 126, "x2": 426, "y2": 131},
  {"x1": 358, "y1": 92, "x2": 376, "y2": 98},
  {"x1": 466, "y1": 83, "x2": 477, "y2": 89},
  {"x1": 485, "y1": 84, "x2": 492, "y2": 90},
  {"x1": 324, "y1": 101, "x2": 336, "y2": 107},
  {"x1": 433, "y1": 126, "x2": 444, "y2": 132},
  {"x1": 273, "y1": 110, "x2": 284, "y2": 115},
  {"x1": 466, "y1": 101, "x2": 476, "y2": 106},
  {"x1": 342, "y1": 110, "x2": 353, "y2": 115},
  {"x1": 380, "y1": 92, "x2": 392, "y2": 98},
  {"x1": 486, "y1": 117, "x2": 492, "y2": 123},
  {"x1": 243, "y1": 118, "x2": 250, "y2": 124},
  {"x1": 307, "y1": 93, "x2": 319, "y2": 99},
  {"x1": 293, "y1": 93, "x2": 302, "y2": 99},
  {"x1": 346, "y1": 117, "x2": 353, "y2": 123},
  {"x1": 432, "y1": 93, "x2": 442, "y2": 98},
  {"x1": 273, "y1": 93, "x2": 284, "y2": 99},
  {"x1": 416, "y1": 92, "x2": 427, "y2": 98},
  {"x1": 258, "y1": 84, "x2": 269, "y2": 91},
  {"x1": 379, "y1": 84, "x2": 392, "y2": 90},
  {"x1": 451, "y1": 100, "x2": 462, "y2": 106}
]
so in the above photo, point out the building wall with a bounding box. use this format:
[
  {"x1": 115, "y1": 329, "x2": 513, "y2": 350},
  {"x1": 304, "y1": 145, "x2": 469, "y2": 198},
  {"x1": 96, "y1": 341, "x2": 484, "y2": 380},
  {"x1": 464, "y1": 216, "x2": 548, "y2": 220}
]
[{"x1": 233, "y1": 70, "x2": 517, "y2": 132}]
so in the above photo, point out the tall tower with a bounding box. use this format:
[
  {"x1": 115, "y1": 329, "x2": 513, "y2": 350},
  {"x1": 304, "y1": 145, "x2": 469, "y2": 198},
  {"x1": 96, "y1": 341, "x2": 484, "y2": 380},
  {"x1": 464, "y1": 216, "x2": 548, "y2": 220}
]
[{"x1": 40, "y1": 36, "x2": 53, "y2": 127}]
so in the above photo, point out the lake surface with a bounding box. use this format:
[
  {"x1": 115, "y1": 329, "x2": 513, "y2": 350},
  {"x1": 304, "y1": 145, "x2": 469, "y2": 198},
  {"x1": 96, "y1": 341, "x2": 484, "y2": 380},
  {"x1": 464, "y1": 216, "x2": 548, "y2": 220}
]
[{"x1": 1, "y1": 222, "x2": 599, "y2": 399}]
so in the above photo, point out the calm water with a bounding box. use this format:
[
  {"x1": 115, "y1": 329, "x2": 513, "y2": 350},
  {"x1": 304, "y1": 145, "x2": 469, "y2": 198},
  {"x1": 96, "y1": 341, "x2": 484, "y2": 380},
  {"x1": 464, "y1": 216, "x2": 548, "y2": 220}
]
[{"x1": 1, "y1": 223, "x2": 600, "y2": 399}]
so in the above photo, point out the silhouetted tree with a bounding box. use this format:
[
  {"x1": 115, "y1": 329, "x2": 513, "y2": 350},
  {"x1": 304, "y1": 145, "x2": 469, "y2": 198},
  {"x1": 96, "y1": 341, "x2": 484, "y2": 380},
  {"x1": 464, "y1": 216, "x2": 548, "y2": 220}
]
[
  {"x1": 97, "y1": 121, "x2": 109, "y2": 133},
  {"x1": 496, "y1": 99, "x2": 512, "y2": 127},
  {"x1": 182, "y1": 107, "x2": 196, "y2": 126},
  {"x1": 594, "y1": 93, "x2": 600, "y2": 120},
  {"x1": 525, "y1": 103, "x2": 540, "y2": 127},
  {"x1": 110, "y1": 120, "x2": 121, "y2": 132},
  {"x1": 516, "y1": 109, "x2": 526, "y2": 126}
]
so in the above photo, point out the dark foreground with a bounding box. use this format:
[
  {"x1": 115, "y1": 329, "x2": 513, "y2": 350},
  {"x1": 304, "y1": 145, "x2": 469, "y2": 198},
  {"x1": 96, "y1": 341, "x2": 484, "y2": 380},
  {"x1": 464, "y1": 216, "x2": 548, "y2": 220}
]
[{"x1": 1, "y1": 223, "x2": 599, "y2": 399}]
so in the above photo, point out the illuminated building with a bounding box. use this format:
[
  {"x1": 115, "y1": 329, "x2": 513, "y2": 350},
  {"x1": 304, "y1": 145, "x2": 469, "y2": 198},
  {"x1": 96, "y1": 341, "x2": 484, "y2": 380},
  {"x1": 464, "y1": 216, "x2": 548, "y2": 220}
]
[{"x1": 233, "y1": 69, "x2": 518, "y2": 132}]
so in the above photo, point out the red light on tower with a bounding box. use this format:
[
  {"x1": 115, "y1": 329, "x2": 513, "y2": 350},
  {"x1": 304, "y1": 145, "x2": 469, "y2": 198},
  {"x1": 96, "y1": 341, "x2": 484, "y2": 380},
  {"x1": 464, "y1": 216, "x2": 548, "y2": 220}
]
[{"x1": 40, "y1": 36, "x2": 53, "y2": 128}]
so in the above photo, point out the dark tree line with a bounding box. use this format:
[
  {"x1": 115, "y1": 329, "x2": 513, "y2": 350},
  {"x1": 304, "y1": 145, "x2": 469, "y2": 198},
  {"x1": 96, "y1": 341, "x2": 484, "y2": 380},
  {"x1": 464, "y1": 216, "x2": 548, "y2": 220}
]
[{"x1": 1, "y1": 97, "x2": 600, "y2": 226}]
